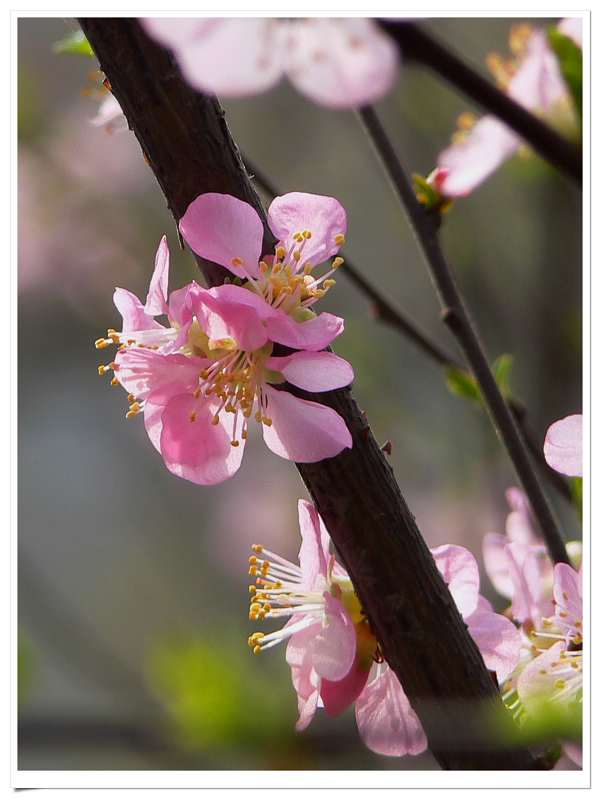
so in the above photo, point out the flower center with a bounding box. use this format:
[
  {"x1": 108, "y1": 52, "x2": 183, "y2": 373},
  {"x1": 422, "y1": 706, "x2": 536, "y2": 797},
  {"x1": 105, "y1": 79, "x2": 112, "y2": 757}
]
[{"x1": 231, "y1": 228, "x2": 345, "y2": 317}]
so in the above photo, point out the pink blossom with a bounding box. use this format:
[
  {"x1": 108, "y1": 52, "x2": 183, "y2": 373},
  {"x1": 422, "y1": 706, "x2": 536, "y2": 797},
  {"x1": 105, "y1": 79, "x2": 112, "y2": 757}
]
[
  {"x1": 544, "y1": 414, "x2": 583, "y2": 477},
  {"x1": 91, "y1": 93, "x2": 128, "y2": 134},
  {"x1": 142, "y1": 17, "x2": 398, "y2": 109},
  {"x1": 97, "y1": 234, "x2": 353, "y2": 484},
  {"x1": 437, "y1": 20, "x2": 581, "y2": 197},
  {"x1": 516, "y1": 563, "x2": 582, "y2": 718},
  {"x1": 248, "y1": 503, "x2": 521, "y2": 756}
]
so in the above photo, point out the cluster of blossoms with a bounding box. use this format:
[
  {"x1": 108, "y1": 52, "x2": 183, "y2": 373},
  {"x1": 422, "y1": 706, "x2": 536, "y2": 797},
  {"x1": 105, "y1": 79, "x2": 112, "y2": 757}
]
[
  {"x1": 141, "y1": 18, "x2": 399, "y2": 109},
  {"x1": 482, "y1": 413, "x2": 583, "y2": 764},
  {"x1": 435, "y1": 18, "x2": 582, "y2": 197},
  {"x1": 246, "y1": 500, "x2": 521, "y2": 756},
  {"x1": 96, "y1": 192, "x2": 354, "y2": 484}
]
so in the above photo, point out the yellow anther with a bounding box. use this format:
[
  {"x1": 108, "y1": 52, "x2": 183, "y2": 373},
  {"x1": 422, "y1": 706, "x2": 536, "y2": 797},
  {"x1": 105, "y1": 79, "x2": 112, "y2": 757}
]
[
  {"x1": 293, "y1": 250, "x2": 301, "y2": 262},
  {"x1": 231, "y1": 439, "x2": 240, "y2": 447},
  {"x1": 457, "y1": 111, "x2": 476, "y2": 130},
  {"x1": 332, "y1": 257, "x2": 344, "y2": 269},
  {"x1": 562, "y1": 591, "x2": 569, "y2": 601},
  {"x1": 262, "y1": 417, "x2": 272, "y2": 427},
  {"x1": 231, "y1": 256, "x2": 244, "y2": 266},
  {"x1": 276, "y1": 246, "x2": 286, "y2": 260},
  {"x1": 241, "y1": 429, "x2": 248, "y2": 440},
  {"x1": 125, "y1": 409, "x2": 138, "y2": 419},
  {"x1": 252, "y1": 544, "x2": 263, "y2": 553},
  {"x1": 95, "y1": 338, "x2": 110, "y2": 349},
  {"x1": 303, "y1": 263, "x2": 313, "y2": 275},
  {"x1": 259, "y1": 260, "x2": 269, "y2": 273},
  {"x1": 97, "y1": 365, "x2": 110, "y2": 376},
  {"x1": 554, "y1": 679, "x2": 566, "y2": 690},
  {"x1": 249, "y1": 585, "x2": 257, "y2": 595},
  {"x1": 322, "y1": 279, "x2": 336, "y2": 289},
  {"x1": 255, "y1": 411, "x2": 262, "y2": 423},
  {"x1": 302, "y1": 230, "x2": 312, "y2": 239},
  {"x1": 211, "y1": 415, "x2": 220, "y2": 426},
  {"x1": 110, "y1": 377, "x2": 118, "y2": 386},
  {"x1": 249, "y1": 602, "x2": 261, "y2": 614},
  {"x1": 189, "y1": 411, "x2": 197, "y2": 423},
  {"x1": 334, "y1": 233, "x2": 345, "y2": 246},
  {"x1": 253, "y1": 645, "x2": 262, "y2": 655},
  {"x1": 249, "y1": 555, "x2": 258, "y2": 565}
]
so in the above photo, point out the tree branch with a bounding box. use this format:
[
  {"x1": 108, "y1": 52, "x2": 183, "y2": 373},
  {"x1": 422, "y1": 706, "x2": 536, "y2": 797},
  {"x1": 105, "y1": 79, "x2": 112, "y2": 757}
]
[
  {"x1": 357, "y1": 105, "x2": 570, "y2": 567},
  {"x1": 379, "y1": 21, "x2": 582, "y2": 184},
  {"x1": 80, "y1": 18, "x2": 537, "y2": 769},
  {"x1": 243, "y1": 156, "x2": 573, "y2": 506}
]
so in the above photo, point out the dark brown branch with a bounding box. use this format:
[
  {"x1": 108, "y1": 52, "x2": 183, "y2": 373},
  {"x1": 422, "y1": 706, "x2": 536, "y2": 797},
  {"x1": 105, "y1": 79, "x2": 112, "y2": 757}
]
[
  {"x1": 244, "y1": 156, "x2": 573, "y2": 506},
  {"x1": 80, "y1": 18, "x2": 537, "y2": 770},
  {"x1": 379, "y1": 21, "x2": 582, "y2": 184},
  {"x1": 357, "y1": 105, "x2": 570, "y2": 567}
]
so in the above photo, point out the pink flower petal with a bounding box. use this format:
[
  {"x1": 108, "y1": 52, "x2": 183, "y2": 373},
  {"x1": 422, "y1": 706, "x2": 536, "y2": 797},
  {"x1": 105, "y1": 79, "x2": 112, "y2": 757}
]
[
  {"x1": 206, "y1": 283, "x2": 274, "y2": 320},
  {"x1": 465, "y1": 601, "x2": 521, "y2": 683},
  {"x1": 113, "y1": 287, "x2": 162, "y2": 332},
  {"x1": 143, "y1": 401, "x2": 164, "y2": 452},
  {"x1": 508, "y1": 31, "x2": 566, "y2": 112},
  {"x1": 544, "y1": 414, "x2": 583, "y2": 477},
  {"x1": 265, "y1": 310, "x2": 345, "y2": 351},
  {"x1": 505, "y1": 541, "x2": 553, "y2": 626},
  {"x1": 192, "y1": 285, "x2": 269, "y2": 352},
  {"x1": 266, "y1": 351, "x2": 354, "y2": 392},
  {"x1": 261, "y1": 386, "x2": 352, "y2": 462},
  {"x1": 517, "y1": 641, "x2": 566, "y2": 711},
  {"x1": 355, "y1": 664, "x2": 427, "y2": 757},
  {"x1": 431, "y1": 544, "x2": 480, "y2": 618},
  {"x1": 321, "y1": 654, "x2": 370, "y2": 717},
  {"x1": 438, "y1": 115, "x2": 520, "y2": 197},
  {"x1": 310, "y1": 593, "x2": 356, "y2": 681},
  {"x1": 167, "y1": 284, "x2": 196, "y2": 327},
  {"x1": 297, "y1": 499, "x2": 330, "y2": 589},
  {"x1": 159, "y1": 394, "x2": 244, "y2": 485},
  {"x1": 143, "y1": 18, "x2": 285, "y2": 97},
  {"x1": 482, "y1": 532, "x2": 513, "y2": 600},
  {"x1": 114, "y1": 349, "x2": 206, "y2": 403},
  {"x1": 505, "y1": 486, "x2": 538, "y2": 545},
  {"x1": 268, "y1": 192, "x2": 347, "y2": 267},
  {"x1": 145, "y1": 235, "x2": 170, "y2": 316},
  {"x1": 179, "y1": 193, "x2": 264, "y2": 279},
  {"x1": 285, "y1": 19, "x2": 398, "y2": 109},
  {"x1": 553, "y1": 563, "x2": 582, "y2": 638},
  {"x1": 286, "y1": 623, "x2": 322, "y2": 731},
  {"x1": 558, "y1": 18, "x2": 583, "y2": 48}
]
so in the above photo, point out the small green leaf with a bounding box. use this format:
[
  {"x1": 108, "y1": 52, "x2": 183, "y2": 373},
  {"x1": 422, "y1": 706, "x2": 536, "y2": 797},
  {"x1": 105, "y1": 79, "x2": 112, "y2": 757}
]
[
  {"x1": 492, "y1": 353, "x2": 514, "y2": 398},
  {"x1": 53, "y1": 29, "x2": 94, "y2": 57},
  {"x1": 570, "y1": 476, "x2": 583, "y2": 521},
  {"x1": 548, "y1": 27, "x2": 582, "y2": 119},
  {"x1": 445, "y1": 366, "x2": 481, "y2": 404}
]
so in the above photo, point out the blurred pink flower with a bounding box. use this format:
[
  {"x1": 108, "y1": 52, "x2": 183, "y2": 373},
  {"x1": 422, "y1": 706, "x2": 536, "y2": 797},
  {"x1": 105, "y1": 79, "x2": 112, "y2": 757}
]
[
  {"x1": 249, "y1": 501, "x2": 521, "y2": 757},
  {"x1": 516, "y1": 563, "x2": 582, "y2": 756},
  {"x1": 90, "y1": 93, "x2": 128, "y2": 134},
  {"x1": 99, "y1": 232, "x2": 353, "y2": 485},
  {"x1": 544, "y1": 414, "x2": 582, "y2": 477},
  {"x1": 437, "y1": 19, "x2": 582, "y2": 197},
  {"x1": 142, "y1": 17, "x2": 398, "y2": 109}
]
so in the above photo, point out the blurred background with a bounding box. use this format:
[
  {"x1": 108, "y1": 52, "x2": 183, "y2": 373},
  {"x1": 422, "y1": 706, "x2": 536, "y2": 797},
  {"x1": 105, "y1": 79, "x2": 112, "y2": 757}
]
[{"x1": 18, "y1": 17, "x2": 582, "y2": 770}]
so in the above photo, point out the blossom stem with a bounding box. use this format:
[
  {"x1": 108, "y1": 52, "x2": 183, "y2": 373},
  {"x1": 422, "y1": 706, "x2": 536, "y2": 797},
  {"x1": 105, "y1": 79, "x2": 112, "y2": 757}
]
[
  {"x1": 244, "y1": 155, "x2": 573, "y2": 507},
  {"x1": 378, "y1": 21, "x2": 582, "y2": 184},
  {"x1": 357, "y1": 105, "x2": 571, "y2": 567}
]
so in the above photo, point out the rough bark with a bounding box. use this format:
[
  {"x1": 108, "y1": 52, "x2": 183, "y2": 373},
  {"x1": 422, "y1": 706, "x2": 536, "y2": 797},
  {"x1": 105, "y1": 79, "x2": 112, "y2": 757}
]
[{"x1": 80, "y1": 18, "x2": 537, "y2": 770}]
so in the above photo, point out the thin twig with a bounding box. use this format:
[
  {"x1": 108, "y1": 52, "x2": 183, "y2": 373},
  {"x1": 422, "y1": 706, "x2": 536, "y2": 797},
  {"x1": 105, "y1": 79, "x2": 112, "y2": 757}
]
[
  {"x1": 378, "y1": 21, "x2": 582, "y2": 184},
  {"x1": 357, "y1": 105, "x2": 570, "y2": 567},
  {"x1": 244, "y1": 156, "x2": 573, "y2": 505}
]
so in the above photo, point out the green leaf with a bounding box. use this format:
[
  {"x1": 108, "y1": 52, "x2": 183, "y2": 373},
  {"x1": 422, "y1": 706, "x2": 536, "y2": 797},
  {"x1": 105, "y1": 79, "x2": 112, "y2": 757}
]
[
  {"x1": 548, "y1": 27, "x2": 582, "y2": 119},
  {"x1": 570, "y1": 476, "x2": 583, "y2": 521},
  {"x1": 53, "y1": 30, "x2": 94, "y2": 57},
  {"x1": 445, "y1": 366, "x2": 481, "y2": 404},
  {"x1": 492, "y1": 353, "x2": 514, "y2": 398}
]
